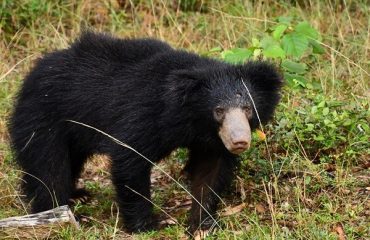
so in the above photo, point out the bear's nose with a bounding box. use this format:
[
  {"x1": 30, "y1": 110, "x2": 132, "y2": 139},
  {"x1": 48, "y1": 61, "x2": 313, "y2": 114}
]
[{"x1": 230, "y1": 136, "x2": 250, "y2": 154}]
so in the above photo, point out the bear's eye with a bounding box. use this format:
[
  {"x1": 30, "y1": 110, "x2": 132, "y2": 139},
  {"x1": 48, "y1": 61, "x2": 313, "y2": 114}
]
[
  {"x1": 214, "y1": 107, "x2": 225, "y2": 119},
  {"x1": 242, "y1": 106, "x2": 252, "y2": 118}
]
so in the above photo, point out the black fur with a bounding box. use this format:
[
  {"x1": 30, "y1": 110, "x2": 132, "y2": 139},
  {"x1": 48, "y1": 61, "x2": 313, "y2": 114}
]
[{"x1": 9, "y1": 32, "x2": 282, "y2": 233}]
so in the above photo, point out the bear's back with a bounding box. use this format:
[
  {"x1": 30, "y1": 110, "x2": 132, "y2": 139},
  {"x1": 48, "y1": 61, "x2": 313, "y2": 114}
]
[{"x1": 70, "y1": 32, "x2": 173, "y2": 65}]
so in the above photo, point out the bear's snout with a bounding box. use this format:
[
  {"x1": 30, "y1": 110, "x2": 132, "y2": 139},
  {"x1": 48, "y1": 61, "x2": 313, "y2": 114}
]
[{"x1": 218, "y1": 108, "x2": 251, "y2": 154}]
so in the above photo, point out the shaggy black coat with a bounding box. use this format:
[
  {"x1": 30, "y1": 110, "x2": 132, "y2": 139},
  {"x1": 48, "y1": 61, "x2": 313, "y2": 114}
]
[{"x1": 9, "y1": 32, "x2": 282, "y2": 233}]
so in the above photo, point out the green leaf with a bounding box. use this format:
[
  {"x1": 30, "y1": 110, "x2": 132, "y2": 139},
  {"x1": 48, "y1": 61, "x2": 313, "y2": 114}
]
[
  {"x1": 260, "y1": 36, "x2": 278, "y2": 49},
  {"x1": 284, "y1": 73, "x2": 307, "y2": 88},
  {"x1": 261, "y1": 36, "x2": 285, "y2": 59},
  {"x1": 304, "y1": 176, "x2": 311, "y2": 185},
  {"x1": 282, "y1": 32, "x2": 309, "y2": 58},
  {"x1": 277, "y1": 16, "x2": 292, "y2": 25},
  {"x1": 306, "y1": 124, "x2": 314, "y2": 131},
  {"x1": 318, "y1": 101, "x2": 326, "y2": 108},
  {"x1": 273, "y1": 24, "x2": 288, "y2": 40},
  {"x1": 295, "y1": 21, "x2": 319, "y2": 39},
  {"x1": 221, "y1": 48, "x2": 252, "y2": 64},
  {"x1": 314, "y1": 135, "x2": 325, "y2": 141},
  {"x1": 322, "y1": 107, "x2": 330, "y2": 115},
  {"x1": 281, "y1": 60, "x2": 307, "y2": 74},
  {"x1": 310, "y1": 39, "x2": 325, "y2": 54},
  {"x1": 263, "y1": 45, "x2": 285, "y2": 59},
  {"x1": 343, "y1": 119, "x2": 352, "y2": 126},
  {"x1": 311, "y1": 106, "x2": 318, "y2": 114}
]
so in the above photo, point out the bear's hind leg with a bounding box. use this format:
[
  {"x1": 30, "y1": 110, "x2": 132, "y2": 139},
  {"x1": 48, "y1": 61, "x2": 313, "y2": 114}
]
[
  {"x1": 15, "y1": 133, "x2": 73, "y2": 213},
  {"x1": 69, "y1": 150, "x2": 91, "y2": 204}
]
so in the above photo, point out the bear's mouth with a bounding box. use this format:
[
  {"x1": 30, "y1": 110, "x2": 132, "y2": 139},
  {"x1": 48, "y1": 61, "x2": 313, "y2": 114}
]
[{"x1": 230, "y1": 147, "x2": 248, "y2": 155}]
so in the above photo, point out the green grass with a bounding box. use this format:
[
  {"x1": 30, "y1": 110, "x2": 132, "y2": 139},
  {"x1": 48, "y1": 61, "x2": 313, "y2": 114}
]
[{"x1": 0, "y1": 0, "x2": 369, "y2": 239}]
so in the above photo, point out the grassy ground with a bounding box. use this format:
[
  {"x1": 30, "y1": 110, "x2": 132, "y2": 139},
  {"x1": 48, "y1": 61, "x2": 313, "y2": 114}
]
[{"x1": 0, "y1": 0, "x2": 369, "y2": 239}]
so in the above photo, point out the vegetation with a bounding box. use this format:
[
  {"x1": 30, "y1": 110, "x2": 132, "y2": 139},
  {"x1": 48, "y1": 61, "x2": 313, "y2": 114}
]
[{"x1": 0, "y1": 0, "x2": 369, "y2": 239}]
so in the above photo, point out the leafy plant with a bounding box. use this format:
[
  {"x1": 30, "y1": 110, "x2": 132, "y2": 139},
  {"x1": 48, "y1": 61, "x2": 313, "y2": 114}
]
[{"x1": 219, "y1": 16, "x2": 325, "y2": 89}]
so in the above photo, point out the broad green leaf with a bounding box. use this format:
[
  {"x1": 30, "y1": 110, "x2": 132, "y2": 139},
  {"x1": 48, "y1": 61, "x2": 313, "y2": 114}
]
[
  {"x1": 306, "y1": 124, "x2": 314, "y2": 131},
  {"x1": 318, "y1": 101, "x2": 326, "y2": 108},
  {"x1": 281, "y1": 60, "x2": 307, "y2": 74},
  {"x1": 221, "y1": 48, "x2": 252, "y2": 64},
  {"x1": 263, "y1": 45, "x2": 285, "y2": 59},
  {"x1": 260, "y1": 36, "x2": 279, "y2": 49},
  {"x1": 322, "y1": 107, "x2": 330, "y2": 115},
  {"x1": 311, "y1": 106, "x2": 318, "y2": 114},
  {"x1": 273, "y1": 24, "x2": 288, "y2": 40},
  {"x1": 277, "y1": 16, "x2": 292, "y2": 25},
  {"x1": 314, "y1": 135, "x2": 325, "y2": 141},
  {"x1": 282, "y1": 32, "x2": 309, "y2": 58},
  {"x1": 295, "y1": 21, "x2": 319, "y2": 39},
  {"x1": 343, "y1": 119, "x2": 352, "y2": 126},
  {"x1": 284, "y1": 72, "x2": 307, "y2": 88},
  {"x1": 260, "y1": 36, "x2": 285, "y2": 59},
  {"x1": 310, "y1": 39, "x2": 325, "y2": 54}
]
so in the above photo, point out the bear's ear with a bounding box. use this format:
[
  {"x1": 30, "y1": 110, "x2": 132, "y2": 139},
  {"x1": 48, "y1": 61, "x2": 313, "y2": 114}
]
[
  {"x1": 240, "y1": 61, "x2": 283, "y2": 126},
  {"x1": 166, "y1": 69, "x2": 206, "y2": 102},
  {"x1": 172, "y1": 69, "x2": 205, "y2": 82},
  {"x1": 246, "y1": 61, "x2": 283, "y2": 92}
]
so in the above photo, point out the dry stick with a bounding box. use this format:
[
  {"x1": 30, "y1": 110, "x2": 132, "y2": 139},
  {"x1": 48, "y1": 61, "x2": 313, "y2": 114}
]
[
  {"x1": 124, "y1": 185, "x2": 194, "y2": 238},
  {"x1": 2, "y1": 172, "x2": 70, "y2": 240},
  {"x1": 66, "y1": 120, "x2": 220, "y2": 230}
]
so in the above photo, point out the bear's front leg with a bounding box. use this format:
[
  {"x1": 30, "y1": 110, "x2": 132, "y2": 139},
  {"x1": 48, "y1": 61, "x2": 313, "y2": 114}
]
[
  {"x1": 186, "y1": 147, "x2": 238, "y2": 234},
  {"x1": 111, "y1": 156, "x2": 156, "y2": 233}
]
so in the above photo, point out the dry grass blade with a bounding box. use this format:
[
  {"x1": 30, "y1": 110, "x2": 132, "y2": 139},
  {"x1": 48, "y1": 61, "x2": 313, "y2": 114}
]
[{"x1": 0, "y1": 54, "x2": 35, "y2": 82}]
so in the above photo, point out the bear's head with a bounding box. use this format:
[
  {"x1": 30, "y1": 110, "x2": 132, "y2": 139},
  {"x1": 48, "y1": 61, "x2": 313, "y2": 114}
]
[
  {"x1": 170, "y1": 61, "x2": 283, "y2": 155},
  {"x1": 206, "y1": 61, "x2": 283, "y2": 154}
]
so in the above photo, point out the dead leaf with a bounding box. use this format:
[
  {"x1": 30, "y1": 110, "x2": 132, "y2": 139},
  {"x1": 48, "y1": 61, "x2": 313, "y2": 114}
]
[
  {"x1": 292, "y1": 100, "x2": 300, "y2": 107},
  {"x1": 333, "y1": 223, "x2": 346, "y2": 240},
  {"x1": 255, "y1": 203, "x2": 266, "y2": 214},
  {"x1": 220, "y1": 203, "x2": 246, "y2": 217}
]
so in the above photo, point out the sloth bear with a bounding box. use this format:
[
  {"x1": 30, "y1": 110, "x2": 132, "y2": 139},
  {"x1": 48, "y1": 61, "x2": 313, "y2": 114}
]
[{"x1": 9, "y1": 32, "x2": 282, "y2": 233}]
